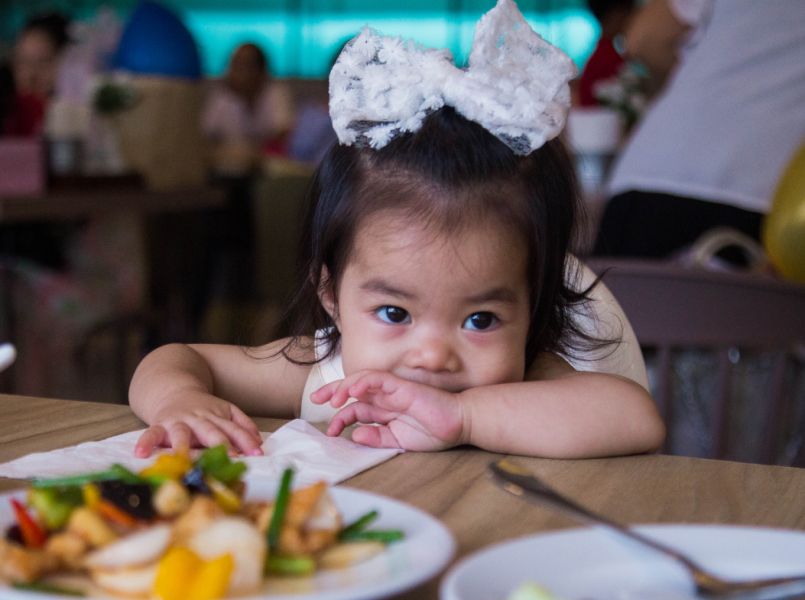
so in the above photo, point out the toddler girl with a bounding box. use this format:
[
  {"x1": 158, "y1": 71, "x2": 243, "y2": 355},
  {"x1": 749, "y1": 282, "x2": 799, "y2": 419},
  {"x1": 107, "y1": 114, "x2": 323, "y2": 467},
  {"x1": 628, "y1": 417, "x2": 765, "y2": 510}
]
[{"x1": 130, "y1": 0, "x2": 664, "y2": 458}]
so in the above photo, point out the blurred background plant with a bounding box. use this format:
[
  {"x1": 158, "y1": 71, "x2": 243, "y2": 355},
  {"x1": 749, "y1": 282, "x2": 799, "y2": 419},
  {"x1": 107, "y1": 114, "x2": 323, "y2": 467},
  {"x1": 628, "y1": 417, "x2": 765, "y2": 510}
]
[
  {"x1": 92, "y1": 76, "x2": 138, "y2": 115},
  {"x1": 593, "y1": 61, "x2": 649, "y2": 131}
]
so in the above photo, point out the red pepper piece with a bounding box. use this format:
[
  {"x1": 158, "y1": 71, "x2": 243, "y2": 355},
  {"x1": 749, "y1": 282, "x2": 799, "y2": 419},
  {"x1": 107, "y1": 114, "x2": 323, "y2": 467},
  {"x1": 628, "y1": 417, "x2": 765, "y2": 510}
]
[{"x1": 10, "y1": 498, "x2": 47, "y2": 548}]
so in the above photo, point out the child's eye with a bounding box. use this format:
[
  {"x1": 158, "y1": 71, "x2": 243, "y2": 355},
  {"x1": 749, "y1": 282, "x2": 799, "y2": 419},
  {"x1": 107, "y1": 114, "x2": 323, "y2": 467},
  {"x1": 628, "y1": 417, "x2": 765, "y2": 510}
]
[
  {"x1": 463, "y1": 312, "x2": 498, "y2": 331},
  {"x1": 375, "y1": 306, "x2": 410, "y2": 324}
]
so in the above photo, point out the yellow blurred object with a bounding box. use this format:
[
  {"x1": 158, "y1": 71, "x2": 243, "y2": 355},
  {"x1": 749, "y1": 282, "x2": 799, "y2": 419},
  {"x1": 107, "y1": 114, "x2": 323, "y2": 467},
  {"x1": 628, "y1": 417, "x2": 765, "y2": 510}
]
[
  {"x1": 140, "y1": 451, "x2": 192, "y2": 480},
  {"x1": 206, "y1": 477, "x2": 242, "y2": 513},
  {"x1": 154, "y1": 546, "x2": 200, "y2": 600},
  {"x1": 154, "y1": 546, "x2": 233, "y2": 600},
  {"x1": 82, "y1": 483, "x2": 101, "y2": 509},
  {"x1": 763, "y1": 143, "x2": 805, "y2": 283},
  {"x1": 188, "y1": 553, "x2": 235, "y2": 600}
]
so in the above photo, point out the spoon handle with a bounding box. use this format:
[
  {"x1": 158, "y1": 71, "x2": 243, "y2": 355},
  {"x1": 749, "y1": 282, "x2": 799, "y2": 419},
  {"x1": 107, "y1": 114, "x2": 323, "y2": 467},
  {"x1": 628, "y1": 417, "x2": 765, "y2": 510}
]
[{"x1": 489, "y1": 459, "x2": 704, "y2": 572}]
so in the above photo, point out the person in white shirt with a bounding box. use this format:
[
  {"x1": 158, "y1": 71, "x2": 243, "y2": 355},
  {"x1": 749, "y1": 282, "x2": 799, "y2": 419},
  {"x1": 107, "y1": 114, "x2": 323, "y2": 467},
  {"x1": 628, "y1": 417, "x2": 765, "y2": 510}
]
[{"x1": 593, "y1": 0, "x2": 805, "y2": 261}]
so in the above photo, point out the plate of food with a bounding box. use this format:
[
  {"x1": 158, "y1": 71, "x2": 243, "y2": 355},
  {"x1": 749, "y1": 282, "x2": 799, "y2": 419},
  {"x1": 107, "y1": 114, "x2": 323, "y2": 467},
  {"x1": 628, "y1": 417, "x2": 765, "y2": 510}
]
[
  {"x1": 0, "y1": 446, "x2": 455, "y2": 599},
  {"x1": 440, "y1": 524, "x2": 805, "y2": 600}
]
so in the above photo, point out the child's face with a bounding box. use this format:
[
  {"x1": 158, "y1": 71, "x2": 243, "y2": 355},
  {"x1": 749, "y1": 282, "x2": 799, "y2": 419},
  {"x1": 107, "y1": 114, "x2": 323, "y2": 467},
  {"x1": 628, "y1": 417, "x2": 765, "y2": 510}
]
[{"x1": 324, "y1": 211, "x2": 531, "y2": 391}]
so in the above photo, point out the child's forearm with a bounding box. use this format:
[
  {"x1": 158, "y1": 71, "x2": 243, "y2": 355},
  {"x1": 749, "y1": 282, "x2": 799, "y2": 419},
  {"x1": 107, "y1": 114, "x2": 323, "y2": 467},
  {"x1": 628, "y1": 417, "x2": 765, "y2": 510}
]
[
  {"x1": 459, "y1": 373, "x2": 665, "y2": 458},
  {"x1": 129, "y1": 343, "x2": 214, "y2": 424}
]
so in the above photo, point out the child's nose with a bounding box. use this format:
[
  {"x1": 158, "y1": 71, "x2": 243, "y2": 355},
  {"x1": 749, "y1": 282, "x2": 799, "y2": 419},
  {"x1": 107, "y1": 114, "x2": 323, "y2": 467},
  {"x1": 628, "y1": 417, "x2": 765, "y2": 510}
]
[{"x1": 407, "y1": 335, "x2": 460, "y2": 373}]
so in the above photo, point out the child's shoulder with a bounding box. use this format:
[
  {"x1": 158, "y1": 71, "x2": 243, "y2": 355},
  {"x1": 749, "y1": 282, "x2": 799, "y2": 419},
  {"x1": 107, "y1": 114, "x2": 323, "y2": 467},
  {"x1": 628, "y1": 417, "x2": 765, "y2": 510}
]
[
  {"x1": 250, "y1": 336, "x2": 317, "y2": 367},
  {"x1": 524, "y1": 352, "x2": 575, "y2": 381}
]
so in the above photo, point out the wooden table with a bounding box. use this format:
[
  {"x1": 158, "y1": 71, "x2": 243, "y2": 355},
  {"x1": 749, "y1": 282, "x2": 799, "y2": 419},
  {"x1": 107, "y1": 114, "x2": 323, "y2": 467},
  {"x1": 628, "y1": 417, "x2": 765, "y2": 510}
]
[
  {"x1": 2, "y1": 395, "x2": 805, "y2": 599},
  {"x1": 0, "y1": 182, "x2": 225, "y2": 224}
]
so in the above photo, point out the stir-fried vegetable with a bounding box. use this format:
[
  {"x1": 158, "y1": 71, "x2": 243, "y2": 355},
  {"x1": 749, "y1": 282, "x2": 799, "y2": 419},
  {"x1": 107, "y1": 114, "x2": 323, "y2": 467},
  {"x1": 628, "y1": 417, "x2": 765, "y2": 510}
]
[
  {"x1": 265, "y1": 554, "x2": 316, "y2": 576},
  {"x1": 12, "y1": 581, "x2": 85, "y2": 596},
  {"x1": 28, "y1": 487, "x2": 82, "y2": 530},
  {"x1": 2, "y1": 449, "x2": 407, "y2": 598},
  {"x1": 10, "y1": 499, "x2": 47, "y2": 548},
  {"x1": 339, "y1": 528, "x2": 405, "y2": 543},
  {"x1": 266, "y1": 467, "x2": 294, "y2": 553},
  {"x1": 154, "y1": 546, "x2": 234, "y2": 600},
  {"x1": 339, "y1": 508, "x2": 403, "y2": 543},
  {"x1": 194, "y1": 446, "x2": 247, "y2": 485},
  {"x1": 31, "y1": 464, "x2": 147, "y2": 489},
  {"x1": 339, "y1": 510, "x2": 378, "y2": 539},
  {"x1": 139, "y1": 451, "x2": 193, "y2": 481},
  {"x1": 98, "y1": 480, "x2": 155, "y2": 520}
]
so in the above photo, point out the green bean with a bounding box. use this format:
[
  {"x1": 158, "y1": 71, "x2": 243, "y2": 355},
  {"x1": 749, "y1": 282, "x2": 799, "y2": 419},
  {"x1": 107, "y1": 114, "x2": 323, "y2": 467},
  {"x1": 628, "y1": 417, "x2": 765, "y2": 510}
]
[
  {"x1": 12, "y1": 581, "x2": 85, "y2": 596},
  {"x1": 266, "y1": 467, "x2": 294, "y2": 552},
  {"x1": 338, "y1": 509, "x2": 379, "y2": 539},
  {"x1": 338, "y1": 529, "x2": 405, "y2": 543},
  {"x1": 265, "y1": 553, "x2": 316, "y2": 576},
  {"x1": 31, "y1": 464, "x2": 143, "y2": 489}
]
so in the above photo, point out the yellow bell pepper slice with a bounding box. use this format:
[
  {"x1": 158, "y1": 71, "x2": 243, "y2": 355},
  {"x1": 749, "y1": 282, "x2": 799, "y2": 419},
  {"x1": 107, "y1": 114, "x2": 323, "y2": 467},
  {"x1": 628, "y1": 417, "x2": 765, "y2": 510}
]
[
  {"x1": 154, "y1": 547, "x2": 202, "y2": 600},
  {"x1": 140, "y1": 451, "x2": 193, "y2": 480},
  {"x1": 81, "y1": 483, "x2": 101, "y2": 509},
  {"x1": 154, "y1": 546, "x2": 234, "y2": 600},
  {"x1": 207, "y1": 477, "x2": 242, "y2": 513},
  {"x1": 188, "y1": 553, "x2": 234, "y2": 600}
]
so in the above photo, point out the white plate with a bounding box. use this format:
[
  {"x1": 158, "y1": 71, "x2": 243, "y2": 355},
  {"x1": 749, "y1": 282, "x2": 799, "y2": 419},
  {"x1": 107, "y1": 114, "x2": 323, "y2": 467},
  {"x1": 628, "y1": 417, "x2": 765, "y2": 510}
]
[
  {"x1": 440, "y1": 524, "x2": 805, "y2": 600},
  {"x1": 0, "y1": 483, "x2": 455, "y2": 599}
]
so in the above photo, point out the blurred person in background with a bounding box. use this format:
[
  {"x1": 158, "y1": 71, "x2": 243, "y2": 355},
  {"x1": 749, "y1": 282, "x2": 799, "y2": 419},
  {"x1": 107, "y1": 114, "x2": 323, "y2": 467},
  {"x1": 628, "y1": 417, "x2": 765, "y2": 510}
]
[
  {"x1": 1, "y1": 11, "x2": 71, "y2": 136},
  {"x1": 1, "y1": 12, "x2": 73, "y2": 270},
  {"x1": 195, "y1": 43, "x2": 295, "y2": 339},
  {"x1": 202, "y1": 42, "x2": 294, "y2": 173},
  {"x1": 592, "y1": 0, "x2": 805, "y2": 262},
  {"x1": 576, "y1": 0, "x2": 636, "y2": 108}
]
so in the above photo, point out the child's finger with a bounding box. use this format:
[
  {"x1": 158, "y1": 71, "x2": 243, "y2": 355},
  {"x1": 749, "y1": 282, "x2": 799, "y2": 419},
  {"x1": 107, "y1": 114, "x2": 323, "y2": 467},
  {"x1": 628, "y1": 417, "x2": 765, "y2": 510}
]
[
  {"x1": 352, "y1": 424, "x2": 401, "y2": 448},
  {"x1": 166, "y1": 422, "x2": 193, "y2": 453},
  {"x1": 229, "y1": 405, "x2": 263, "y2": 442},
  {"x1": 348, "y1": 376, "x2": 411, "y2": 412},
  {"x1": 187, "y1": 418, "x2": 231, "y2": 451},
  {"x1": 310, "y1": 379, "x2": 346, "y2": 406},
  {"x1": 310, "y1": 379, "x2": 343, "y2": 405},
  {"x1": 207, "y1": 414, "x2": 264, "y2": 456},
  {"x1": 134, "y1": 425, "x2": 167, "y2": 458},
  {"x1": 326, "y1": 402, "x2": 397, "y2": 436}
]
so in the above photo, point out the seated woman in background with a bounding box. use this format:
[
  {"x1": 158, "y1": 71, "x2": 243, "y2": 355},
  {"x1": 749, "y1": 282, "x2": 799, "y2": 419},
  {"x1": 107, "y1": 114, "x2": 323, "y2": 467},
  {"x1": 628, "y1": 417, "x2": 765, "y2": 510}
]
[
  {"x1": 1, "y1": 12, "x2": 71, "y2": 136},
  {"x1": 201, "y1": 42, "x2": 294, "y2": 175}
]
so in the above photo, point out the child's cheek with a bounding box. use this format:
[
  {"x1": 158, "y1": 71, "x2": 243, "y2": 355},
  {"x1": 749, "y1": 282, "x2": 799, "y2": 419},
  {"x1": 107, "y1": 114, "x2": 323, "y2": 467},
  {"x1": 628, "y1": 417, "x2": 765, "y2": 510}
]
[
  {"x1": 340, "y1": 335, "x2": 398, "y2": 376},
  {"x1": 464, "y1": 337, "x2": 527, "y2": 386}
]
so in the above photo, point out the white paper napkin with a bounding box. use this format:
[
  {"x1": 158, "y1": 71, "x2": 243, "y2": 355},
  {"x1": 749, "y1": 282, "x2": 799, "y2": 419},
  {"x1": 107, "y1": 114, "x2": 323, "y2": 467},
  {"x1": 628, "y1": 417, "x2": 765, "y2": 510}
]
[{"x1": 0, "y1": 419, "x2": 402, "y2": 490}]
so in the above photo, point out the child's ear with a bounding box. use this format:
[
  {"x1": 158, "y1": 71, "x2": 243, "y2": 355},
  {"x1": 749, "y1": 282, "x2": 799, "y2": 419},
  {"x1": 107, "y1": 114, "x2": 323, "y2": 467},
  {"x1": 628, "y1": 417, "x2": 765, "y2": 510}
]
[{"x1": 317, "y1": 266, "x2": 338, "y2": 324}]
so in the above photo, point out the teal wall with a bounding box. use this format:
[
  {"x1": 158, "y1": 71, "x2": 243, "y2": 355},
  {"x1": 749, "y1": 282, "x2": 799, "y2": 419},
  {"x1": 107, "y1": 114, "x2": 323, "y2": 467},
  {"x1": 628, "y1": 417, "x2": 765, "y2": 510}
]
[{"x1": 1, "y1": 0, "x2": 599, "y2": 79}]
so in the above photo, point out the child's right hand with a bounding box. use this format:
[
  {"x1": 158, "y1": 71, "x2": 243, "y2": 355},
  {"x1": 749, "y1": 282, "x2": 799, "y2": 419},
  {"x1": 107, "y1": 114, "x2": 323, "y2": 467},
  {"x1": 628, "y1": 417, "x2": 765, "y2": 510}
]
[{"x1": 134, "y1": 392, "x2": 264, "y2": 458}]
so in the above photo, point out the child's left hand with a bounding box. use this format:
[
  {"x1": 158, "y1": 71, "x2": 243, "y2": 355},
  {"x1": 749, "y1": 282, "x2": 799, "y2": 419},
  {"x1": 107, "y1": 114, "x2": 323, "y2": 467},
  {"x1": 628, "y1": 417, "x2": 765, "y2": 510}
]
[{"x1": 310, "y1": 370, "x2": 466, "y2": 451}]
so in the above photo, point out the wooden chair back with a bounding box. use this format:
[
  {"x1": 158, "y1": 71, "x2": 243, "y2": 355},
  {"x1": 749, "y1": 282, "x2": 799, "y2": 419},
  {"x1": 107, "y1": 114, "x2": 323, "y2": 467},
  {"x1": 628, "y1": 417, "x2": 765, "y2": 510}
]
[{"x1": 587, "y1": 258, "x2": 805, "y2": 465}]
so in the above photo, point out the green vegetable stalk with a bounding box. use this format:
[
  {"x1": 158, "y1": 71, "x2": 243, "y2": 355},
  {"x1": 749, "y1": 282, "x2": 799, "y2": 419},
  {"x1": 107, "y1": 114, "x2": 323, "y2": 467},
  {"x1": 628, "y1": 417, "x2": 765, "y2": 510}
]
[{"x1": 266, "y1": 467, "x2": 294, "y2": 553}]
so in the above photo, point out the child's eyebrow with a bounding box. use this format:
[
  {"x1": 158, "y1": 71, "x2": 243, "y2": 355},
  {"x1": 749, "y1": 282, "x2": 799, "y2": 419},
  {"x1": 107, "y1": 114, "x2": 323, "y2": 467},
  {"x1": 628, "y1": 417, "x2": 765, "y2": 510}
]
[
  {"x1": 360, "y1": 279, "x2": 416, "y2": 300},
  {"x1": 464, "y1": 287, "x2": 519, "y2": 305}
]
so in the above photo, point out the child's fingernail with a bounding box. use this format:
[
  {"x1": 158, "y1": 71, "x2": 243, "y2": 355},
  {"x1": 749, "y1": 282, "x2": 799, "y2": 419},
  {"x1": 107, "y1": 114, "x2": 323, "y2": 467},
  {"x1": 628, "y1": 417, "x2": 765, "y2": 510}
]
[{"x1": 249, "y1": 447, "x2": 263, "y2": 456}]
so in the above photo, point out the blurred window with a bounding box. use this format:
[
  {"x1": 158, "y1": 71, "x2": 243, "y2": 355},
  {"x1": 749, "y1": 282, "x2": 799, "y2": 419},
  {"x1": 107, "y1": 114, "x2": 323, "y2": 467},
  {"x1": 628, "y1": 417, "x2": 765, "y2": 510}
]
[{"x1": 0, "y1": 0, "x2": 599, "y2": 78}]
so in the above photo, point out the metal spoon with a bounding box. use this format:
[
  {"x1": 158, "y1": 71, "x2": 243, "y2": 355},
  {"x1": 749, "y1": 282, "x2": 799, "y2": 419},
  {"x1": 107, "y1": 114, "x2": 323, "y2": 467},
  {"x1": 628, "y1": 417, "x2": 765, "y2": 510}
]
[{"x1": 489, "y1": 459, "x2": 805, "y2": 599}]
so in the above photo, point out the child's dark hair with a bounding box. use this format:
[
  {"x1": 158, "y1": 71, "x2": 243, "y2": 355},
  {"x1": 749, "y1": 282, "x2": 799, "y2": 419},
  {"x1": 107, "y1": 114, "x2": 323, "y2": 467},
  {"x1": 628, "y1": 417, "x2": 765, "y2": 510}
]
[
  {"x1": 586, "y1": 0, "x2": 636, "y2": 25},
  {"x1": 280, "y1": 106, "x2": 607, "y2": 370}
]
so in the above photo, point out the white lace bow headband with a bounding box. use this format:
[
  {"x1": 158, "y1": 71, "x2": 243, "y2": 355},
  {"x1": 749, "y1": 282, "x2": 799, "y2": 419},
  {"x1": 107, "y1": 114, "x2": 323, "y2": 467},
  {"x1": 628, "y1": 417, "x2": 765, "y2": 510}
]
[{"x1": 329, "y1": 0, "x2": 577, "y2": 155}]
